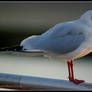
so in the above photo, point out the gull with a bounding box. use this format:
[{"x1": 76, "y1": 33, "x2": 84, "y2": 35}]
[{"x1": 1, "y1": 10, "x2": 92, "y2": 84}]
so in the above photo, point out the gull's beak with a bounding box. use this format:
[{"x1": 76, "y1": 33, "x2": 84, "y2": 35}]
[{"x1": 0, "y1": 45, "x2": 23, "y2": 52}]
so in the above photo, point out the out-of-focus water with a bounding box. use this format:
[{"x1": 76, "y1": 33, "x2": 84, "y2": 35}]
[{"x1": 0, "y1": 52, "x2": 92, "y2": 83}]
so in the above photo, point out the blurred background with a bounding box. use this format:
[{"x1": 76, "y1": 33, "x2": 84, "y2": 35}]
[
  {"x1": 0, "y1": 1, "x2": 92, "y2": 48},
  {"x1": 0, "y1": 1, "x2": 92, "y2": 84}
]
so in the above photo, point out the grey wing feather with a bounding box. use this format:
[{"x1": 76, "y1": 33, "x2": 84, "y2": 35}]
[
  {"x1": 31, "y1": 21, "x2": 85, "y2": 54},
  {"x1": 42, "y1": 22, "x2": 71, "y2": 38},
  {"x1": 38, "y1": 33, "x2": 85, "y2": 54},
  {"x1": 37, "y1": 25, "x2": 85, "y2": 54}
]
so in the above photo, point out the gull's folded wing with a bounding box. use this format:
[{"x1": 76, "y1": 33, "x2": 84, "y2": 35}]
[{"x1": 38, "y1": 22, "x2": 85, "y2": 54}]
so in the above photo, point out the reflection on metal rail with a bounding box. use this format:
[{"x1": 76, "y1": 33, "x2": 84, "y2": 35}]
[{"x1": 0, "y1": 73, "x2": 92, "y2": 91}]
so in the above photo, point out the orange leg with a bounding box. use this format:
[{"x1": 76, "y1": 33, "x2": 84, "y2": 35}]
[{"x1": 67, "y1": 60, "x2": 85, "y2": 84}]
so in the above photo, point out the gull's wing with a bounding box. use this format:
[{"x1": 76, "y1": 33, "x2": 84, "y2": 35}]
[
  {"x1": 42, "y1": 21, "x2": 76, "y2": 38},
  {"x1": 37, "y1": 22, "x2": 85, "y2": 54}
]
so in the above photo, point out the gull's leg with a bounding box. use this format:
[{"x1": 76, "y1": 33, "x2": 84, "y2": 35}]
[
  {"x1": 67, "y1": 60, "x2": 72, "y2": 81},
  {"x1": 70, "y1": 60, "x2": 74, "y2": 80},
  {"x1": 71, "y1": 60, "x2": 85, "y2": 84},
  {"x1": 67, "y1": 60, "x2": 85, "y2": 84}
]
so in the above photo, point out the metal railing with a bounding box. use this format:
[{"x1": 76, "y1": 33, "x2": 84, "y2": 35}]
[{"x1": 0, "y1": 73, "x2": 91, "y2": 91}]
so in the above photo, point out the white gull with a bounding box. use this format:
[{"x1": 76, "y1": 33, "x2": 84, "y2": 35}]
[{"x1": 20, "y1": 10, "x2": 92, "y2": 84}]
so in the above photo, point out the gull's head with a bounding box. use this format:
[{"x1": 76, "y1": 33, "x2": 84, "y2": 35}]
[{"x1": 80, "y1": 10, "x2": 92, "y2": 26}]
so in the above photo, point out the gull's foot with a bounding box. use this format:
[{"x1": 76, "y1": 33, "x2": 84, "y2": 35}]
[
  {"x1": 69, "y1": 77, "x2": 85, "y2": 84},
  {"x1": 69, "y1": 79, "x2": 85, "y2": 84},
  {"x1": 73, "y1": 79, "x2": 85, "y2": 84}
]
